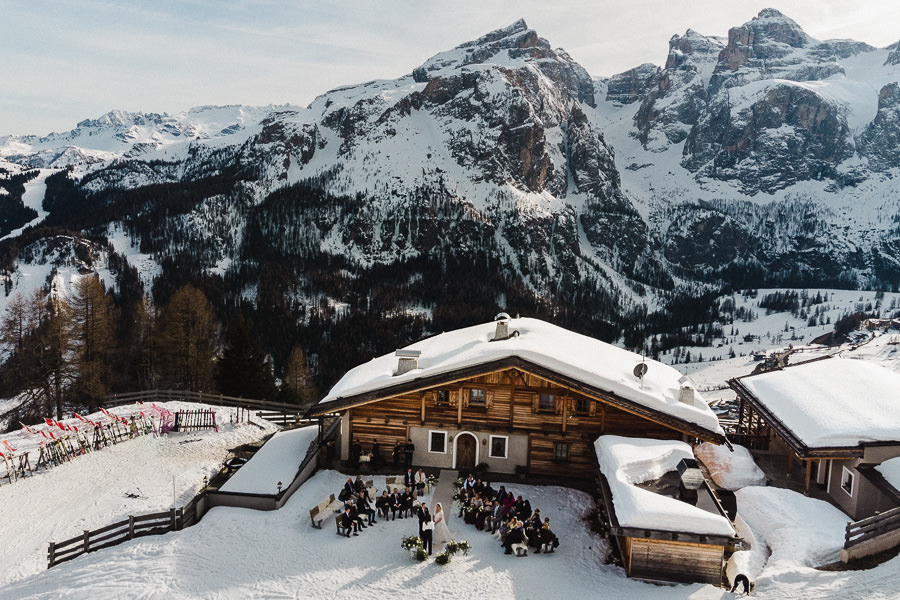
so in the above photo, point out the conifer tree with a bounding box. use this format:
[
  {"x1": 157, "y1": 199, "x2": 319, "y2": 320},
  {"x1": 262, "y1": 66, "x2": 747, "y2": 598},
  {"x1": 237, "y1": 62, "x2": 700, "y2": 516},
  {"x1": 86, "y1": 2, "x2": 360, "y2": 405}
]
[
  {"x1": 71, "y1": 275, "x2": 116, "y2": 410},
  {"x1": 217, "y1": 315, "x2": 276, "y2": 400},
  {"x1": 156, "y1": 284, "x2": 218, "y2": 392}
]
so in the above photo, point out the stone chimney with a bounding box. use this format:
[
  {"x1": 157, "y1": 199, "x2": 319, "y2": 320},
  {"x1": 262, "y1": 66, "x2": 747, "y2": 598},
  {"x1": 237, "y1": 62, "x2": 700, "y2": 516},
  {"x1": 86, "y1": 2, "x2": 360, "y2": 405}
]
[
  {"x1": 677, "y1": 385, "x2": 695, "y2": 406},
  {"x1": 395, "y1": 349, "x2": 421, "y2": 375},
  {"x1": 493, "y1": 312, "x2": 512, "y2": 341}
]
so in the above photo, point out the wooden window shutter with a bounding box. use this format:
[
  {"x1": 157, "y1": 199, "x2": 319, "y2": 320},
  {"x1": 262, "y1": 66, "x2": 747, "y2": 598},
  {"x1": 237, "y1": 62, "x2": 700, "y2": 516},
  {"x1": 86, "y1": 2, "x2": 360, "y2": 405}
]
[
  {"x1": 449, "y1": 389, "x2": 458, "y2": 407},
  {"x1": 462, "y1": 388, "x2": 470, "y2": 408},
  {"x1": 485, "y1": 390, "x2": 494, "y2": 409},
  {"x1": 531, "y1": 393, "x2": 539, "y2": 412}
]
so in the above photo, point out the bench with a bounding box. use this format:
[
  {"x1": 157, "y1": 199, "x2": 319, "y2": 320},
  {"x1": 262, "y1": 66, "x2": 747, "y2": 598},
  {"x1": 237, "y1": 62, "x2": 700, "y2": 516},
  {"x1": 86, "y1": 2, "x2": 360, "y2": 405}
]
[{"x1": 309, "y1": 493, "x2": 342, "y2": 529}]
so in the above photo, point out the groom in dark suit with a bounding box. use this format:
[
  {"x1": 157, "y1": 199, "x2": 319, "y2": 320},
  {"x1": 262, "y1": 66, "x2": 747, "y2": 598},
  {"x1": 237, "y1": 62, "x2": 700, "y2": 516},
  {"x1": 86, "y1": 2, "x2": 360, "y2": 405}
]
[{"x1": 417, "y1": 501, "x2": 433, "y2": 555}]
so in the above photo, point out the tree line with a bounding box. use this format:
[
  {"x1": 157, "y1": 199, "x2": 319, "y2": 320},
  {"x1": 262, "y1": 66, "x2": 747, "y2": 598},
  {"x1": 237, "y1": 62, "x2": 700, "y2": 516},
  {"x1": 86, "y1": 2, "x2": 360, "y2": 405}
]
[{"x1": 0, "y1": 279, "x2": 317, "y2": 430}]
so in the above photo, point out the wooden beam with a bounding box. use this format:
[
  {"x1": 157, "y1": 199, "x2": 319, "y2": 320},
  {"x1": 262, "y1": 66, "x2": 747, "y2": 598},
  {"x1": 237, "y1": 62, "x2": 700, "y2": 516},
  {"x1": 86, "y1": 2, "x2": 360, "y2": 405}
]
[
  {"x1": 420, "y1": 393, "x2": 425, "y2": 424},
  {"x1": 804, "y1": 459, "x2": 812, "y2": 495}
]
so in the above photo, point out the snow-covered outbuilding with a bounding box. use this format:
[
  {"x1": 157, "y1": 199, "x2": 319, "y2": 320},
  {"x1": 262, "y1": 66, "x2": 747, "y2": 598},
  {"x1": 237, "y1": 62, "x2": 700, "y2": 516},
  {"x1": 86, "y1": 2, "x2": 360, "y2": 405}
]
[
  {"x1": 729, "y1": 356, "x2": 900, "y2": 520},
  {"x1": 594, "y1": 435, "x2": 745, "y2": 586},
  {"x1": 307, "y1": 315, "x2": 726, "y2": 480}
]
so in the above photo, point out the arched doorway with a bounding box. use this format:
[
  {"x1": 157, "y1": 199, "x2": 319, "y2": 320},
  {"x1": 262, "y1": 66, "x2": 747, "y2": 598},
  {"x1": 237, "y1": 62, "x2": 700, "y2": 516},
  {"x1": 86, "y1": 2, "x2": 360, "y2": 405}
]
[{"x1": 454, "y1": 432, "x2": 478, "y2": 471}]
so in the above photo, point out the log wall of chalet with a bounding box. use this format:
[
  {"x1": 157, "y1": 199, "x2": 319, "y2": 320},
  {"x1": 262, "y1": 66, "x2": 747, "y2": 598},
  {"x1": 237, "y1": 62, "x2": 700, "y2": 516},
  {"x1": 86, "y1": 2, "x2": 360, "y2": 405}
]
[
  {"x1": 342, "y1": 368, "x2": 689, "y2": 478},
  {"x1": 625, "y1": 537, "x2": 724, "y2": 586}
]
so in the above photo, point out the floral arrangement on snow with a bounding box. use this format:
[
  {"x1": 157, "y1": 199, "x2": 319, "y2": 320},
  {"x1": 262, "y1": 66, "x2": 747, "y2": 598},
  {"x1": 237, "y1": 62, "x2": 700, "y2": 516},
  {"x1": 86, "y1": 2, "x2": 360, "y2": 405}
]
[
  {"x1": 401, "y1": 535, "x2": 428, "y2": 562},
  {"x1": 435, "y1": 539, "x2": 471, "y2": 565},
  {"x1": 427, "y1": 473, "x2": 436, "y2": 488},
  {"x1": 454, "y1": 477, "x2": 463, "y2": 489}
]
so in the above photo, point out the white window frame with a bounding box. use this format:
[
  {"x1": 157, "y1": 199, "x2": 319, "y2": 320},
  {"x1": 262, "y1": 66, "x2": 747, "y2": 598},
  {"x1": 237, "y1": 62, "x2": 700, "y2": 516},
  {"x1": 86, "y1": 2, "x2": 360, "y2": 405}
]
[
  {"x1": 489, "y1": 435, "x2": 509, "y2": 459},
  {"x1": 841, "y1": 466, "x2": 855, "y2": 497},
  {"x1": 428, "y1": 430, "x2": 448, "y2": 454}
]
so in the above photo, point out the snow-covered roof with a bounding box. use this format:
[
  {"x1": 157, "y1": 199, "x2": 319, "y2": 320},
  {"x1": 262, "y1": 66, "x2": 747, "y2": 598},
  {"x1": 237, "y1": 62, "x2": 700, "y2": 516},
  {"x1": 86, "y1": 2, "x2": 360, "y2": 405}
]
[
  {"x1": 317, "y1": 317, "x2": 723, "y2": 436},
  {"x1": 594, "y1": 435, "x2": 736, "y2": 537},
  {"x1": 876, "y1": 457, "x2": 900, "y2": 492},
  {"x1": 736, "y1": 356, "x2": 900, "y2": 448}
]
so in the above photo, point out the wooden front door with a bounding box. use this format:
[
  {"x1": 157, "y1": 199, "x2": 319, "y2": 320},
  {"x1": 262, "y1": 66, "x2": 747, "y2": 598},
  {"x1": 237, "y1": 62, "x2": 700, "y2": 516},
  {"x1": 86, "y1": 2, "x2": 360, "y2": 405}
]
[{"x1": 457, "y1": 434, "x2": 476, "y2": 470}]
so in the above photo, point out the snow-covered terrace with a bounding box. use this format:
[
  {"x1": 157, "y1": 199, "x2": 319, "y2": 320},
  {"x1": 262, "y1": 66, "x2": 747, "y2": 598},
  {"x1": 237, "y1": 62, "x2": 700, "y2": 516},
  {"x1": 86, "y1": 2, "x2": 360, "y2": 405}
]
[{"x1": 594, "y1": 435, "x2": 737, "y2": 539}]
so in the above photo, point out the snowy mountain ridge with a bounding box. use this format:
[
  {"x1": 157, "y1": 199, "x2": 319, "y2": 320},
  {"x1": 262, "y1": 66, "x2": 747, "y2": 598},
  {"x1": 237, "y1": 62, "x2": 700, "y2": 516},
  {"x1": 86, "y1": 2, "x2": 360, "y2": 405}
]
[{"x1": 0, "y1": 10, "x2": 899, "y2": 352}]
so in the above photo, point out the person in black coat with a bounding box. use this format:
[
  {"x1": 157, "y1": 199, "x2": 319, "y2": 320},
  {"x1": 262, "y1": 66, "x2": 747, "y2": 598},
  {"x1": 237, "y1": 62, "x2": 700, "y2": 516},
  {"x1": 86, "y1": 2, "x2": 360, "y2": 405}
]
[
  {"x1": 376, "y1": 491, "x2": 391, "y2": 520},
  {"x1": 404, "y1": 438, "x2": 415, "y2": 468},
  {"x1": 346, "y1": 500, "x2": 366, "y2": 531},
  {"x1": 358, "y1": 494, "x2": 377, "y2": 525},
  {"x1": 393, "y1": 441, "x2": 401, "y2": 466},
  {"x1": 404, "y1": 467, "x2": 415, "y2": 490},
  {"x1": 371, "y1": 439, "x2": 381, "y2": 470},
  {"x1": 389, "y1": 488, "x2": 404, "y2": 520},
  {"x1": 401, "y1": 488, "x2": 414, "y2": 518},
  {"x1": 339, "y1": 477, "x2": 355, "y2": 502},
  {"x1": 353, "y1": 475, "x2": 370, "y2": 501},
  {"x1": 340, "y1": 507, "x2": 359, "y2": 536},
  {"x1": 417, "y1": 502, "x2": 433, "y2": 555},
  {"x1": 504, "y1": 521, "x2": 526, "y2": 555}
]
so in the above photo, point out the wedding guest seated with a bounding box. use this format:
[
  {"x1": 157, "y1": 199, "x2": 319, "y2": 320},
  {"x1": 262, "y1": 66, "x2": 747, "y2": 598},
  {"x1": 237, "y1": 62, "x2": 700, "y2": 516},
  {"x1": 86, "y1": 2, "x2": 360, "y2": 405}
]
[
  {"x1": 401, "y1": 488, "x2": 414, "y2": 518},
  {"x1": 537, "y1": 518, "x2": 560, "y2": 553},
  {"x1": 415, "y1": 468, "x2": 427, "y2": 496},
  {"x1": 353, "y1": 475, "x2": 370, "y2": 501},
  {"x1": 465, "y1": 493, "x2": 482, "y2": 525},
  {"x1": 339, "y1": 477, "x2": 355, "y2": 502},
  {"x1": 525, "y1": 509, "x2": 542, "y2": 547},
  {"x1": 475, "y1": 499, "x2": 492, "y2": 531},
  {"x1": 505, "y1": 520, "x2": 528, "y2": 556},
  {"x1": 388, "y1": 488, "x2": 405, "y2": 520},
  {"x1": 358, "y1": 494, "x2": 377, "y2": 525},
  {"x1": 339, "y1": 507, "x2": 358, "y2": 536},
  {"x1": 376, "y1": 491, "x2": 391, "y2": 520},
  {"x1": 482, "y1": 481, "x2": 496, "y2": 501},
  {"x1": 345, "y1": 499, "x2": 366, "y2": 531}
]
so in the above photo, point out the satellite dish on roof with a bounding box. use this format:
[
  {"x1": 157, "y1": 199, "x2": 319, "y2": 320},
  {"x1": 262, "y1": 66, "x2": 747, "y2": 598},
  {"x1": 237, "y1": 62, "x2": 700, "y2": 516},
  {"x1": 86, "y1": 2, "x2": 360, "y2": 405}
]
[{"x1": 633, "y1": 363, "x2": 648, "y2": 379}]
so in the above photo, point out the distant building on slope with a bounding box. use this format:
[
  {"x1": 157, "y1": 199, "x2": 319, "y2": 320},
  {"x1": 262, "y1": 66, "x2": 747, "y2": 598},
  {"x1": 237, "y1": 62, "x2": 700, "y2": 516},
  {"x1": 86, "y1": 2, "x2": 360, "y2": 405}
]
[
  {"x1": 729, "y1": 356, "x2": 900, "y2": 520},
  {"x1": 307, "y1": 314, "x2": 727, "y2": 480}
]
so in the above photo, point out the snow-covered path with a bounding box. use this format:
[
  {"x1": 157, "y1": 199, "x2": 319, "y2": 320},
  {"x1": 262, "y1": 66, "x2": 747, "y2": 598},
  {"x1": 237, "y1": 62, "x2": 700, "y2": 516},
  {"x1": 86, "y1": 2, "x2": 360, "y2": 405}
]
[{"x1": 1, "y1": 169, "x2": 52, "y2": 241}]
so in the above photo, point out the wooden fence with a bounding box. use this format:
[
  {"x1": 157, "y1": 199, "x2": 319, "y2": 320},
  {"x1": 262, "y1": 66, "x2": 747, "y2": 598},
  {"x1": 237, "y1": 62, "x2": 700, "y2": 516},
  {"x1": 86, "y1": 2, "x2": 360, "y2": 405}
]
[
  {"x1": 844, "y1": 505, "x2": 900, "y2": 549},
  {"x1": 49, "y1": 507, "x2": 181, "y2": 568},
  {"x1": 103, "y1": 390, "x2": 310, "y2": 427},
  {"x1": 47, "y1": 414, "x2": 342, "y2": 569}
]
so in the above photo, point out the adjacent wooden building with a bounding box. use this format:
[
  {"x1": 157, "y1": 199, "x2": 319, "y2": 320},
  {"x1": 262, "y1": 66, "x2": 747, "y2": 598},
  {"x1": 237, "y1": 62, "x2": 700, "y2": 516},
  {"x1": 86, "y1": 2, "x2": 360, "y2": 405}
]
[
  {"x1": 307, "y1": 316, "x2": 726, "y2": 480},
  {"x1": 729, "y1": 355, "x2": 900, "y2": 520}
]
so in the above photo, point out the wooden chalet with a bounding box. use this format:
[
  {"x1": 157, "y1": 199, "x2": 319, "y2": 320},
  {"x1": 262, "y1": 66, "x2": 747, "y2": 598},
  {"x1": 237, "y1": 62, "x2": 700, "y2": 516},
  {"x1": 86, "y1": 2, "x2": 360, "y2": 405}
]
[
  {"x1": 729, "y1": 356, "x2": 900, "y2": 520},
  {"x1": 307, "y1": 315, "x2": 727, "y2": 480}
]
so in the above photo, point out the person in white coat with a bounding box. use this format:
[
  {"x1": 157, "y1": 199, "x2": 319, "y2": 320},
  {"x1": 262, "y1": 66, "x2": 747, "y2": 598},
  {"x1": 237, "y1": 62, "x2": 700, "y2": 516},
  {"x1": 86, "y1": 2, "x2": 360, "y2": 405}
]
[{"x1": 433, "y1": 502, "x2": 452, "y2": 548}]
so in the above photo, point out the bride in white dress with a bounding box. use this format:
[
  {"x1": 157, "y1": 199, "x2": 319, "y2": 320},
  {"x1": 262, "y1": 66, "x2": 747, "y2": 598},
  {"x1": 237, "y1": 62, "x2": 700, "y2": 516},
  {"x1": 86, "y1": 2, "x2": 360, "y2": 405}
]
[{"x1": 433, "y1": 502, "x2": 452, "y2": 548}]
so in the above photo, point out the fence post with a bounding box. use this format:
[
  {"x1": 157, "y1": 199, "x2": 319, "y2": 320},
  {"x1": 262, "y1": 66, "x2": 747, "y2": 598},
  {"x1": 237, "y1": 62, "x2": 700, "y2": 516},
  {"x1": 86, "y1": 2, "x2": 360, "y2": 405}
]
[
  {"x1": 83, "y1": 529, "x2": 90, "y2": 553},
  {"x1": 129, "y1": 515, "x2": 135, "y2": 539},
  {"x1": 48, "y1": 542, "x2": 56, "y2": 568},
  {"x1": 170, "y1": 507, "x2": 177, "y2": 531}
]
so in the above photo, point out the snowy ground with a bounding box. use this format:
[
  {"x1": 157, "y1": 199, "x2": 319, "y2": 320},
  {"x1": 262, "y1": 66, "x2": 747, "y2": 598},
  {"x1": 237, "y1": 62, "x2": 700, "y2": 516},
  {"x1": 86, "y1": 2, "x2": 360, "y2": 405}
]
[
  {"x1": 1, "y1": 415, "x2": 899, "y2": 599},
  {"x1": 0, "y1": 402, "x2": 278, "y2": 588},
  {"x1": 4, "y1": 332, "x2": 900, "y2": 597}
]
